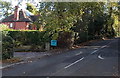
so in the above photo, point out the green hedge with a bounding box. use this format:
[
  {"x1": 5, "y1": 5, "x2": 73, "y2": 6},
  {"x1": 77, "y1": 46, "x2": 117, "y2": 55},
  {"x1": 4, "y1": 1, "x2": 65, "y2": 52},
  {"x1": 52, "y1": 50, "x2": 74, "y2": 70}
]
[
  {"x1": 2, "y1": 31, "x2": 51, "y2": 59},
  {"x1": 2, "y1": 31, "x2": 14, "y2": 59},
  {"x1": 8, "y1": 31, "x2": 51, "y2": 51},
  {"x1": 8, "y1": 31, "x2": 75, "y2": 49}
]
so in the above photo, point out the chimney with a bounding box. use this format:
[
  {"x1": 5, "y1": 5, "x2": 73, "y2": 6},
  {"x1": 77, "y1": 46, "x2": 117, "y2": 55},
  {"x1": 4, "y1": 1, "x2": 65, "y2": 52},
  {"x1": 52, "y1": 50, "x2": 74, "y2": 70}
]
[{"x1": 14, "y1": 6, "x2": 19, "y2": 20}]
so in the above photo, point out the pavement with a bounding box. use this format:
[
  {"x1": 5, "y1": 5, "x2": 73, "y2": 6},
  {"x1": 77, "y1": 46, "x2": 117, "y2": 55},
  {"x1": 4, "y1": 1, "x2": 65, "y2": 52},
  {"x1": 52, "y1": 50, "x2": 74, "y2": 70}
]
[
  {"x1": 2, "y1": 48, "x2": 69, "y2": 69},
  {"x1": 1, "y1": 37, "x2": 120, "y2": 77},
  {"x1": 14, "y1": 52, "x2": 51, "y2": 61}
]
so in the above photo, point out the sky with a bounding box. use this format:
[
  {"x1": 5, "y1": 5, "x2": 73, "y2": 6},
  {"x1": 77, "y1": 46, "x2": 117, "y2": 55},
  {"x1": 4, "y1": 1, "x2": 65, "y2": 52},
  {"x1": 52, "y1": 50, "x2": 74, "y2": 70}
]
[
  {"x1": 0, "y1": 0, "x2": 41, "y2": 20},
  {"x1": 2, "y1": 0, "x2": 41, "y2": 9}
]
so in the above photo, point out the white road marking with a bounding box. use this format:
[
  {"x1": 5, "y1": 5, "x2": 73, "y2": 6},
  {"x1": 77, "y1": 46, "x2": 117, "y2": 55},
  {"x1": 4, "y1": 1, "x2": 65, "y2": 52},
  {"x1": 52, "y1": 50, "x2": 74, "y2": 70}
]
[
  {"x1": 101, "y1": 45, "x2": 107, "y2": 48},
  {"x1": 91, "y1": 41, "x2": 113, "y2": 55},
  {"x1": 75, "y1": 51, "x2": 83, "y2": 55},
  {"x1": 98, "y1": 55, "x2": 104, "y2": 60},
  {"x1": 0, "y1": 62, "x2": 24, "y2": 69},
  {"x1": 91, "y1": 50, "x2": 98, "y2": 54},
  {"x1": 1, "y1": 40, "x2": 115, "y2": 70},
  {"x1": 64, "y1": 57, "x2": 84, "y2": 69}
]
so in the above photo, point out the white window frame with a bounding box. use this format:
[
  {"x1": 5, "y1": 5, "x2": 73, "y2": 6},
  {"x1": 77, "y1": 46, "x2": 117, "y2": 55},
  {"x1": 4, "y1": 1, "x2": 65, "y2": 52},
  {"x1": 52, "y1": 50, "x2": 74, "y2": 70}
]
[{"x1": 9, "y1": 23, "x2": 13, "y2": 28}]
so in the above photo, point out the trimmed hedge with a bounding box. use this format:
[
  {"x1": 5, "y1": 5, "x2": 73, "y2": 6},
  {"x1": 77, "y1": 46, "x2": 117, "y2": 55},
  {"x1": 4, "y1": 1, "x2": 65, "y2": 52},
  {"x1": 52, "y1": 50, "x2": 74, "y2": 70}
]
[{"x1": 8, "y1": 31, "x2": 50, "y2": 52}]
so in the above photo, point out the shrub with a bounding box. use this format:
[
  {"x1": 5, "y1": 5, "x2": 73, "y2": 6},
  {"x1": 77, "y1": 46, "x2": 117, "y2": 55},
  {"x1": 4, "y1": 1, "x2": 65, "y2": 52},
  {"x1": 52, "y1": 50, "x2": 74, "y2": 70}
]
[
  {"x1": 57, "y1": 31, "x2": 74, "y2": 48},
  {"x1": 0, "y1": 24, "x2": 10, "y2": 31},
  {"x1": 8, "y1": 31, "x2": 50, "y2": 51},
  {"x1": 76, "y1": 32, "x2": 88, "y2": 43},
  {"x1": 2, "y1": 31, "x2": 14, "y2": 59}
]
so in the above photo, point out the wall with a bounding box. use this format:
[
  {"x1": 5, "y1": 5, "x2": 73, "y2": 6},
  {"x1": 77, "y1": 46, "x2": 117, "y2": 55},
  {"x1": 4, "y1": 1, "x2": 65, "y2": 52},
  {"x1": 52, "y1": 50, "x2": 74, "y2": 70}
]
[
  {"x1": 2, "y1": 22, "x2": 13, "y2": 29},
  {"x1": 15, "y1": 22, "x2": 29, "y2": 30},
  {"x1": 1, "y1": 22, "x2": 36, "y2": 30}
]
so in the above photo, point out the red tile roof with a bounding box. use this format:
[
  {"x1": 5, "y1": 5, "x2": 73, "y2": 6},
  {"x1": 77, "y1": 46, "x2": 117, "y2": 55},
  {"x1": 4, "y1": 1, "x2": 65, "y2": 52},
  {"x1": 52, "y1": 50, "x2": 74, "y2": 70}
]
[{"x1": 2, "y1": 10, "x2": 39, "y2": 22}]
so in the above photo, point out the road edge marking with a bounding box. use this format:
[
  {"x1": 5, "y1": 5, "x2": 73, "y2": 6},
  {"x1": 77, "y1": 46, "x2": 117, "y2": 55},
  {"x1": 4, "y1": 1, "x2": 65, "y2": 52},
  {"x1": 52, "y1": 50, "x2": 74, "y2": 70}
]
[
  {"x1": 0, "y1": 61, "x2": 24, "y2": 70},
  {"x1": 91, "y1": 50, "x2": 98, "y2": 54}
]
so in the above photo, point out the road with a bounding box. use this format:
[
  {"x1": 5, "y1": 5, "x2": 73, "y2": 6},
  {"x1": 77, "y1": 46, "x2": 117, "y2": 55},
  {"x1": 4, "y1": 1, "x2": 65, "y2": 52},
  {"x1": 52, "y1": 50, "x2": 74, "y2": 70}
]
[{"x1": 2, "y1": 38, "x2": 120, "y2": 77}]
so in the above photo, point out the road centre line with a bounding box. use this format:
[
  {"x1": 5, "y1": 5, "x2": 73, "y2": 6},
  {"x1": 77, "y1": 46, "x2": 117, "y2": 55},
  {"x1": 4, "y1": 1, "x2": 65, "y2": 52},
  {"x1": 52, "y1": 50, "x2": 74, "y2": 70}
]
[
  {"x1": 91, "y1": 50, "x2": 98, "y2": 54},
  {"x1": 101, "y1": 45, "x2": 107, "y2": 48},
  {"x1": 91, "y1": 45, "x2": 108, "y2": 54},
  {"x1": 1, "y1": 40, "x2": 115, "y2": 70},
  {"x1": 64, "y1": 57, "x2": 84, "y2": 69},
  {"x1": 64, "y1": 41, "x2": 114, "y2": 69},
  {"x1": 75, "y1": 51, "x2": 83, "y2": 55},
  {"x1": 90, "y1": 41, "x2": 114, "y2": 55}
]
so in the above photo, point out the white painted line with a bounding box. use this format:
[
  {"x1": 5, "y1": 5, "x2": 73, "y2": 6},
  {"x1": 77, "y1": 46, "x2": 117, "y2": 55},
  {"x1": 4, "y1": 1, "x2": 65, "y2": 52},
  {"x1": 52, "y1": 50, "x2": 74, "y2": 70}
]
[
  {"x1": 91, "y1": 50, "x2": 98, "y2": 54},
  {"x1": 0, "y1": 67, "x2": 3, "y2": 69},
  {"x1": 98, "y1": 55, "x2": 104, "y2": 60},
  {"x1": 91, "y1": 43, "x2": 110, "y2": 55},
  {"x1": 101, "y1": 45, "x2": 107, "y2": 48},
  {"x1": 0, "y1": 62, "x2": 24, "y2": 69},
  {"x1": 75, "y1": 51, "x2": 83, "y2": 55},
  {"x1": 64, "y1": 57, "x2": 84, "y2": 69}
]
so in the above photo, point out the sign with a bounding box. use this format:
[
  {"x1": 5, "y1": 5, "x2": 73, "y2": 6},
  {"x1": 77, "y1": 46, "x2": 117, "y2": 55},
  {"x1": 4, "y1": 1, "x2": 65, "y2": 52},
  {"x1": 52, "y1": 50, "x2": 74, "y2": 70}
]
[{"x1": 51, "y1": 40, "x2": 57, "y2": 46}]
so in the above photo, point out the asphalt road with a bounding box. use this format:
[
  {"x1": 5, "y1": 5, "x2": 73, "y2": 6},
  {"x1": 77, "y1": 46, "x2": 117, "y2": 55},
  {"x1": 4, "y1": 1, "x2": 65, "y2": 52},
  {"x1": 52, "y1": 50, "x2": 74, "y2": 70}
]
[{"x1": 2, "y1": 38, "x2": 120, "y2": 76}]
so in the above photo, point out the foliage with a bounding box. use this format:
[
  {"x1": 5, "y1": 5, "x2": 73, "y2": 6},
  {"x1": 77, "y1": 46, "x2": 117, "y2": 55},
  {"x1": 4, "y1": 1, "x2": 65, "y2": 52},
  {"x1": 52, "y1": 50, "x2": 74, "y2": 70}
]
[
  {"x1": 2, "y1": 31, "x2": 14, "y2": 59},
  {"x1": 0, "y1": 0, "x2": 12, "y2": 17},
  {"x1": 57, "y1": 31, "x2": 74, "y2": 48},
  {"x1": 26, "y1": 3, "x2": 38, "y2": 15},
  {"x1": 1, "y1": 2, "x2": 119, "y2": 57},
  {"x1": 8, "y1": 31, "x2": 50, "y2": 51},
  {"x1": 31, "y1": 2, "x2": 118, "y2": 45},
  {"x1": 109, "y1": 2, "x2": 120, "y2": 37},
  {"x1": 0, "y1": 24, "x2": 9, "y2": 31}
]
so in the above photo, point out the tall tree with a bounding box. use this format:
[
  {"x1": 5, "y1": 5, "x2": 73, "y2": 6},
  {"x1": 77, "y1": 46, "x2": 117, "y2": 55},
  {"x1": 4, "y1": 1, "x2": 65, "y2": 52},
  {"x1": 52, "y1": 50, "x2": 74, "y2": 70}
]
[
  {"x1": 36, "y1": 2, "x2": 118, "y2": 42},
  {"x1": 0, "y1": 0, "x2": 12, "y2": 17},
  {"x1": 26, "y1": 3, "x2": 38, "y2": 15}
]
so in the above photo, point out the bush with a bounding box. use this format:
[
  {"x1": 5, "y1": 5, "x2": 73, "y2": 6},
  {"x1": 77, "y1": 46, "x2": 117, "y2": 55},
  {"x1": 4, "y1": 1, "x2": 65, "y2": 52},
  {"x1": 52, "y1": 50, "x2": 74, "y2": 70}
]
[
  {"x1": 8, "y1": 31, "x2": 50, "y2": 51},
  {"x1": 0, "y1": 24, "x2": 12, "y2": 31},
  {"x1": 2, "y1": 31, "x2": 14, "y2": 59},
  {"x1": 76, "y1": 32, "x2": 88, "y2": 43},
  {"x1": 57, "y1": 31, "x2": 74, "y2": 48}
]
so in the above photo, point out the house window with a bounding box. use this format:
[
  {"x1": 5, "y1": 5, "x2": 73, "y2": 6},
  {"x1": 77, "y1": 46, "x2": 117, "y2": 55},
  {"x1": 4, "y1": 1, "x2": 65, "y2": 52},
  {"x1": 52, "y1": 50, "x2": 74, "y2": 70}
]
[
  {"x1": 9, "y1": 23, "x2": 13, "y2": 28},
  {"x1": 26, "y1": 25, "x2": 29, "y2": 28}
]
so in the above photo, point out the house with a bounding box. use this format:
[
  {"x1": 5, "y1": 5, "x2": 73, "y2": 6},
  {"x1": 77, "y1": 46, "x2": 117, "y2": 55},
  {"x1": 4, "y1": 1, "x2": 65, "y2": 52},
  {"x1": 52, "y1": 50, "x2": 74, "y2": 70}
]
[{"x1": 1, "y1": 6, "x2": 40, "y2": 30}]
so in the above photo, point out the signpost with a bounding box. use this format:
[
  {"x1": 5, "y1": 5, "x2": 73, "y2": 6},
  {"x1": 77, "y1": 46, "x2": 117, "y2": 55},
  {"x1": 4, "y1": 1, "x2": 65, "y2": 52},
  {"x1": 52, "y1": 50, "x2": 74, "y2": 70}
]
[{"x1": 51, "y1": 40, "x2": 57, "y2": 46}]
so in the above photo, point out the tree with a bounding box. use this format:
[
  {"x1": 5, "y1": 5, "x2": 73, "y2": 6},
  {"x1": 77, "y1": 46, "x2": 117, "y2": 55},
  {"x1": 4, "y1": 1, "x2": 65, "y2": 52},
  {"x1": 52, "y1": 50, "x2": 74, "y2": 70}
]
[
  {"x1": 71, "y1": 2, "x2": 107, "y2": 42},
  {"x1": 26, "y1": 3, "x2": 38, "y2": 15},
  {"x1": 36, "y1": 2, "x2": 118, "y2": 44},
  {"x1": 0, "y1": 24, "x2": 9, "y2": 31},
  {"x1": 38, "y1": 2, "x2": 79, "y2": 39},
  {"x1": 0, "y1": 0, "x2": 12, "y2": 17},
  {"x1": 108, "y1": 2, "x2": 120, "y2": 36}
]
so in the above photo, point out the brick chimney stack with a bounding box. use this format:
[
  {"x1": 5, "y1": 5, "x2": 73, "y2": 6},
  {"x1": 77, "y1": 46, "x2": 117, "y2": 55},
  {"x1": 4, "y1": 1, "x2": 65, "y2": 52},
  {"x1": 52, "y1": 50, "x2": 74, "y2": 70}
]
[{"x1": 14, "y1": 6, "x2": 19, "y2": 20}]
